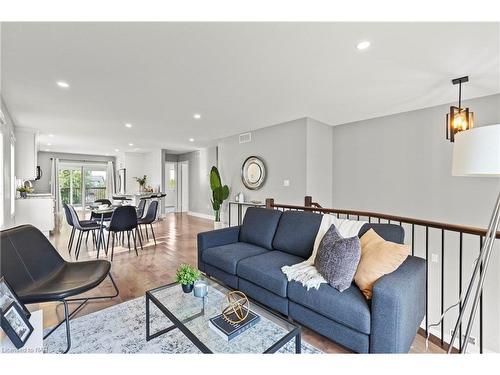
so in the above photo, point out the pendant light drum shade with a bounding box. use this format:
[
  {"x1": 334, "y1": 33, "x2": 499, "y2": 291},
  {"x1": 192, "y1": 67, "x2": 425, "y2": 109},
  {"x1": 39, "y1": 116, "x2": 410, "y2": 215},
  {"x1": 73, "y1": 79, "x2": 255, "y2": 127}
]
[{"x1": 452, "y1": 124, "x2": 500, "y2": 177}]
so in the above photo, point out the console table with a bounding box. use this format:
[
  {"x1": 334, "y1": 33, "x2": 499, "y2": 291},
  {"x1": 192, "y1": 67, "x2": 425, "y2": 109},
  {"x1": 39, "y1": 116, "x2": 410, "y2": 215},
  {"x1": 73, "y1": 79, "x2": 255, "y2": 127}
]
[{"x1": 228, "y1": 201, "x2": 265, "y2": 226}]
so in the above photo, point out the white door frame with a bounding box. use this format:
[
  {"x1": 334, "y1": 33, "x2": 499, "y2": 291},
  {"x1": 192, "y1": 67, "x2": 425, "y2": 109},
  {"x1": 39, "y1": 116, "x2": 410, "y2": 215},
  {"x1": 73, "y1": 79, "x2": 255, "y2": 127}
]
[{"x1": 179, "y1": 161, "x2": 189, "y2": 213}]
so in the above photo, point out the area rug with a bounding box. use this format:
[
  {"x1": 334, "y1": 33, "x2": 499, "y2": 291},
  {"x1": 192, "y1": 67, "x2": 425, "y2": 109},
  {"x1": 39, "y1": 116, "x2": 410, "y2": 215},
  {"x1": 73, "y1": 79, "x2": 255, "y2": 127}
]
[{"x1": 44, "y1": 296, "x2": 322, "y2": 354}]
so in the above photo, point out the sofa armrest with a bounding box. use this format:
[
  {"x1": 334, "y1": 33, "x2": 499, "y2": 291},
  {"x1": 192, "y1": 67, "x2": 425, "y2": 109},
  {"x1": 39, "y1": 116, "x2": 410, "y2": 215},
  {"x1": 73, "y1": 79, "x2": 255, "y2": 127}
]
[
  {"x1": 370, "y1": 255, "x2": 426, "y2": 353},
  {"x1": 197, "y1": 226, "x2": 240, "y2": 272}
]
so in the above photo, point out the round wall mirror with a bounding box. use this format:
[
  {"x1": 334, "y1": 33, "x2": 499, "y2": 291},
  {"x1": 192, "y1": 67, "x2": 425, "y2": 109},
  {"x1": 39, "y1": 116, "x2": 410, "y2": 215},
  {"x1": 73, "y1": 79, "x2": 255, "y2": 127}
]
[{"x1": 241, "y1": 156, "x2": 266, "y2": 190}]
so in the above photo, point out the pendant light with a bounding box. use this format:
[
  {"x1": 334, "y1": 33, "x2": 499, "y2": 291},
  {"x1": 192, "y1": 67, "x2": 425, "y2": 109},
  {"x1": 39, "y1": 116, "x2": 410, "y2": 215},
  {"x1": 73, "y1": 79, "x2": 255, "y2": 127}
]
[{"x1": 446, "y1": 76, "x2": 474, "y2": 142}]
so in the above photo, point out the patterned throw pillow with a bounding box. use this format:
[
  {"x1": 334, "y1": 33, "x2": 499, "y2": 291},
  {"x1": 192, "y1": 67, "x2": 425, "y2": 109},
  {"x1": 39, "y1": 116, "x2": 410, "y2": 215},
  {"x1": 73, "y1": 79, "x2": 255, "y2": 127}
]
[{"x1": 314, "y1": 224, "x2": 361, "y2": 292}]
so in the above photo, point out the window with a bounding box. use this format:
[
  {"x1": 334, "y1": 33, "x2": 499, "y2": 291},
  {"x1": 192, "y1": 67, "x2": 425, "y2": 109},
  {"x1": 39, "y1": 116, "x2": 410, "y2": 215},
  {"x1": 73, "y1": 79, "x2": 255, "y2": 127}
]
[{"x1": 167, "y1": 164, "x2": 176, "y2": 190}]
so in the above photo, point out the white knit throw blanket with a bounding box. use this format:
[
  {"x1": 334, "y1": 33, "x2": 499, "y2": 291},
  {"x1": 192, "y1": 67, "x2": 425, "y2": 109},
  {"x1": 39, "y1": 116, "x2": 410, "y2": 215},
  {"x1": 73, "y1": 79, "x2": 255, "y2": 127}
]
[{"x1": 281, "y1": 215, "x2": 367, "y2": 290}]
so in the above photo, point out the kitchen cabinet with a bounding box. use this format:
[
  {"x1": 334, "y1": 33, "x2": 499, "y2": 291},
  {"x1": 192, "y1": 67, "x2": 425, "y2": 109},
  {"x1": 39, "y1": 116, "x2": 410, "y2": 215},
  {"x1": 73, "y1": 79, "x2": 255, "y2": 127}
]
[
  {"x1": 15, "y1": 127, "x2": 39, "y2": 180},
  {"x1": 15, "y1": 196, "x2": 55, "y2": 236}
]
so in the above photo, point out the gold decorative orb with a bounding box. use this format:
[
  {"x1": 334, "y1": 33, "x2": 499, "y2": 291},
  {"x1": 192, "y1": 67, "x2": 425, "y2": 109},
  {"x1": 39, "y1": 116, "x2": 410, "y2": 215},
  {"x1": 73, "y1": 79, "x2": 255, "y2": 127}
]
[{"x1": 222, "y1": 291, "x2": 250, "y2": 324}]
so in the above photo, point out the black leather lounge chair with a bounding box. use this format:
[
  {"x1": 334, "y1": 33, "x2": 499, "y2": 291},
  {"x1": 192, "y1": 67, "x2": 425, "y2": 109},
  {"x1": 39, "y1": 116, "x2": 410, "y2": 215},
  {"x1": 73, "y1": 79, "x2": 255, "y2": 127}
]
[{"x1": 0, "y1": 224, "x2": 119, "y2": 353}]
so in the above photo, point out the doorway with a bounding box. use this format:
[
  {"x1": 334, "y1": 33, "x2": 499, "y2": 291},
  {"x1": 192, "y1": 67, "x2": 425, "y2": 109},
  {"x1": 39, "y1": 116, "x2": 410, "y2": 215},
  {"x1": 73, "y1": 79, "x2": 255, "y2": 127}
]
[
  {"x1": 180, "y1": 162, "x2": 189, "y2": 212},
  {"x1": 58, "y1": 162, "x2": 108, "y2": 211},
  {"x1": 164, "y1": 162, "x2": 177, "y2": 213}
]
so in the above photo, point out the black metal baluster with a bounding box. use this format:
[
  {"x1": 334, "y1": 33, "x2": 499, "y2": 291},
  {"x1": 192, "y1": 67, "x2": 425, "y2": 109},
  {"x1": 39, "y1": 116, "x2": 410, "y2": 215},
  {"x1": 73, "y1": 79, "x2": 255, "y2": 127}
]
[
  {"x1": 378, "y1": 217, "x2": 381, "y2": 223},
  {"x1": 441, "y1": 229, "x2": 445, "y2": 346},
  {"x1": 368, "y1": 216, "x2": 371, "y2": 223},
  {"x1": 459, "y1": 232, "x2": 463, "y2": 351},
  {"x1": 357, "y1": 214, "x2": 360, "y2": 220},
  {"x1": 479, "y1": 236, "x2": 483, "y2": 354},
  {"x1": 425, "y1": 226, "x2": 429, "y2": 335}
]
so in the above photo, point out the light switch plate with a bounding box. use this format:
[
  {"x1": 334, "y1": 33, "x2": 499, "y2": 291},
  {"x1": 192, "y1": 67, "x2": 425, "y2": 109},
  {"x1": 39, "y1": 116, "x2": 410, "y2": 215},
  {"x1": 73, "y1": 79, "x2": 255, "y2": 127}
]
[
  {"x1": 431, "y1": 254, "x2": 439, "y2": 263},
  {"x1": 283, "y1": 179, "x2": 290, "y2": 187}
]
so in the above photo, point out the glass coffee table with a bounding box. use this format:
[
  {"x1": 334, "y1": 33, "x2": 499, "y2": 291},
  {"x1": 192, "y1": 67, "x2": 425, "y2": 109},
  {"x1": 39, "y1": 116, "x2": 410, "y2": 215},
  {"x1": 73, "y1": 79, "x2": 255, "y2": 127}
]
[{"x1": 145, "y1": 276, "x2": 301, "y2": 353}]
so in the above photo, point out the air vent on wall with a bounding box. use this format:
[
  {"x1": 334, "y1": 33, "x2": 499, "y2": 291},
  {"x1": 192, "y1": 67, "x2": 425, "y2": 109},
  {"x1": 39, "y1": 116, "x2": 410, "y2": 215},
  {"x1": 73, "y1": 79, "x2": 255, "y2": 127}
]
[{"x1": 239, "y1": 132, "x2": 252, "y2": 144}]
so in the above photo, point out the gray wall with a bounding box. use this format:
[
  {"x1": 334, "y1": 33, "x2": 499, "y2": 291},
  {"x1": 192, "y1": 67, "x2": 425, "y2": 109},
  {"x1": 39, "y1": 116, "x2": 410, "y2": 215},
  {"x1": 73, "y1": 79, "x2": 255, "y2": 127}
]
[
  {"x1": 332, "y1": 94, "x2": 500, "y2": 228},
  {"x1": 178, "y1": 146, "x2": 217, "y2": 217},
  {"x1": 217, "y1": 118, "x2": 308, "y2": 224},
  {"x1": 33, "y1": 151, "x2": 116, "y2": 193},
  {"x1": 331, "y1": 93, "x2": 500, "y2": 352},
  {"x1": 306, "y1": 118, "x2": 333, "y2": 207}
]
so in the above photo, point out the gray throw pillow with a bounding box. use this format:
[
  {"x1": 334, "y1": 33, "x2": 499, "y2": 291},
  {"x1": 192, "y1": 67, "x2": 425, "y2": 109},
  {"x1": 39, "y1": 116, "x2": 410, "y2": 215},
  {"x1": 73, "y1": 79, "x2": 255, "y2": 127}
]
[{"x1": 314, "y1": 224, "x2": 361, "y2": 292}]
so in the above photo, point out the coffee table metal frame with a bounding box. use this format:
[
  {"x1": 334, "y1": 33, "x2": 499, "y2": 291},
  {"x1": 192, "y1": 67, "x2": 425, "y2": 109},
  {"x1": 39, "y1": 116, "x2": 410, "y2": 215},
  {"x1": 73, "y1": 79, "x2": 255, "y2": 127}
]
[{"x1": 145, "y1": 278, "x2": 301, "y2": 354}]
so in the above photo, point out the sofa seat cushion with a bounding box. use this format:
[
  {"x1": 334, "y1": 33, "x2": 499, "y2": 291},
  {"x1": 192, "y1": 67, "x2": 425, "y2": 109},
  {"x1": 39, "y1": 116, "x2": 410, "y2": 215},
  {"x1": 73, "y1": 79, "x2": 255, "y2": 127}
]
[
  {"x1": 237, "y1": 251, "x2": 304, "y2": 297},
  {"x1": 288, "y1": 281, "x2": 371, "y2": 334},
  {"x1": 202, "y1": 242, "x2": 269, "y2": 275},
  {"x1": 239, "y1": 208, "x2": 282, "y2": 250}
]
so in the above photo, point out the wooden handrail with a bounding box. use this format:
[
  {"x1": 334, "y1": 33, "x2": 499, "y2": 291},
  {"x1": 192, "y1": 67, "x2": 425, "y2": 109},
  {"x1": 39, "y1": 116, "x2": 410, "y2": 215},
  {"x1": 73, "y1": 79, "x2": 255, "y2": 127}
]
[{"x1": 268, "y1": 199, "x2": 500, "y2": 239}]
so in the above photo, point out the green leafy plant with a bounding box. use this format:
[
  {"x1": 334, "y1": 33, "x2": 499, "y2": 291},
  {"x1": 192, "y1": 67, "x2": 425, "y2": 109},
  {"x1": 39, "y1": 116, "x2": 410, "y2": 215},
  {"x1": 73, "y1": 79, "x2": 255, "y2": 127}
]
[
  {"x1": 210, "y1": 166, "x2": 229, "y2": 222},
  {"x1": 17, "y1": 186, "x2": 33, "y2": 193},
  {"x1": 175, "y1": 264, "x2": 200, "y2": 285},
  {"x1": 134, "y1": 175, "x2": 147, "y2": 186}
]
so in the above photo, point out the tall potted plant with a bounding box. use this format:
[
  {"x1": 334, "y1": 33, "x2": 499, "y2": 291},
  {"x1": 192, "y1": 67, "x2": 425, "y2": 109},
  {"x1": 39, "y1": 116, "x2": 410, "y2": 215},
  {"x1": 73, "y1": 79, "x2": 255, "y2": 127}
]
[{"x1": 210, "y1": 166, "x2": 229, "y2": 229}]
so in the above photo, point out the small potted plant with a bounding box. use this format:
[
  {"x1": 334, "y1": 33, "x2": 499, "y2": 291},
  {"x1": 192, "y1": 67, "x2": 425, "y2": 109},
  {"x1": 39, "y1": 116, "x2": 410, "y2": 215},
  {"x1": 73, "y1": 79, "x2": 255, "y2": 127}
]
[
  {"x1": 134, "y1": 175, "x2": 147, "y2": 193},
  {"x1": 175, "y1": 264, "x2": 201, "y2": 293},
  {"x1": 17, "y1": 186, "x2": 33, "y2": 198}
]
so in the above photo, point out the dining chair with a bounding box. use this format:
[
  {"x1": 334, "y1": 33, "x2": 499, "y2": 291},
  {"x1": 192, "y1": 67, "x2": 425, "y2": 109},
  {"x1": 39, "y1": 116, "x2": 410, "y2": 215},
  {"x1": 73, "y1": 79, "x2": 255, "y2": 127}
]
[
  {"x1": 90, "y1": 199, "x2": 113, "y2": 221},
  {"x1": 67, "y1": 204, "x2": 102, "y2": 260},
  {"x1": 136, "y1": 198, "x2": 147, "y2": 219},
  {"x1": 105, "y1": 206, "x2": 143, "y2": 261},
  {"x1": 138, "y1": 200, "x2": 159, "y2": 246},
  {"x1": 62, "y1": 203, "x2": 98, "y2": 255}
]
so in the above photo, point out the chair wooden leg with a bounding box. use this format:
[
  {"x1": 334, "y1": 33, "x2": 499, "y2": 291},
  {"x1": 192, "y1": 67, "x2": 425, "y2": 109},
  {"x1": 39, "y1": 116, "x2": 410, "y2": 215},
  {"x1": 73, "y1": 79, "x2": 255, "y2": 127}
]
[
  {"x1": 127, "y1": 231, "x2": 131, "y2": 251},
  {"x1": 68, "y1": 227, "x2": 75, "y2": 254},
  {"x1": 111, "y1": 232, "x2": 115, "y2": 261},
  {"x1": 150, "y1": 223, "x2": 157, "y2": 246},
  {"x1": 75, "y1": 231, "x2": 83, "y2": 260},
  {"x1": 85, "y1": 230, "x2": 89, "y2": 245},
  {"x1": 136, "y1": 228, "x2": 143, "y2": 250},
  {"x1": 105, "y1": 231, "x2": 111, "y2": 256},
  {"x1": 145, "y1": 224, "x2": 149, "y2": 241},
  {"x1": 131, "y1": 230, "x2": 139, "y2": 256}
]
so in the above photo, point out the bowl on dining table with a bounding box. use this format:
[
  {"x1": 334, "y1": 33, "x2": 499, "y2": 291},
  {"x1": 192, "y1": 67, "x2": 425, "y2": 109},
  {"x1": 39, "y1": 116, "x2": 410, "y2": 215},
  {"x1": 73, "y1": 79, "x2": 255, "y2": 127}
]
[{"x1": 98, "y1": 204, "x2": 109, "y2": 210}]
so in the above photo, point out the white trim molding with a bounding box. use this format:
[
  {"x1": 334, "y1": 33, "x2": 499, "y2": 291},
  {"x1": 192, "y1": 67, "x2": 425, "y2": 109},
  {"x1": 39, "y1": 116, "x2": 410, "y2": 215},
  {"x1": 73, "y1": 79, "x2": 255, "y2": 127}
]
[{"x1": 187, "y1": 211, "x2": 214, "y2": 221}]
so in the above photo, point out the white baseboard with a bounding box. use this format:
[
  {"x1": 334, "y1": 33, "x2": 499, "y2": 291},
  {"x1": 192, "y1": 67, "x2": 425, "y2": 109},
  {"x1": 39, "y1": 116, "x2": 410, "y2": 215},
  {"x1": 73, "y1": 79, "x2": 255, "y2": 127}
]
[{"x1": 188, "y1": 211, "x2": 214, "y2": 220}]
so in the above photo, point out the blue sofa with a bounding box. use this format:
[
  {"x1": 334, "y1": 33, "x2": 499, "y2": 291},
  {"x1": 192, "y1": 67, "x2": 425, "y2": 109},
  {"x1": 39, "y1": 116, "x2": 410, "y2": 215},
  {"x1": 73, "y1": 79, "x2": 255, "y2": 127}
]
[{"x1": 198, "y1": 207, "x2": 426, "y2": 353}]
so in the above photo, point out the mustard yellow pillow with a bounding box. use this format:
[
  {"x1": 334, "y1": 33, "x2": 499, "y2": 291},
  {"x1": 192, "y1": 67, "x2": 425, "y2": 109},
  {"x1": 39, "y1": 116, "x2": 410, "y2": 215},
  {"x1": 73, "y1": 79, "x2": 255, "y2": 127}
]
[{"x1": 354, "y1": 229, "x2": 410, "y2": 299}]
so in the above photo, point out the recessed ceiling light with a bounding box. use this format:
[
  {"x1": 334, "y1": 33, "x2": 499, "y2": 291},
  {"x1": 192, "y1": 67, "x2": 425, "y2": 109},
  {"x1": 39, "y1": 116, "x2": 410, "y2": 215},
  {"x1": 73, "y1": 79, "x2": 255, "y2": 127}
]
[
  {"x1": 45, "y1": 149, "x2": 50, "y2": 152},
  {"x1": 49, "y1": 134, "x2": 54, "y2": 138},
  {"x1": 125, "y1": 123, "x2": 132, "y2": 128},
  {"x1": 115, "y1": 148, "x2": 120, "y2": 152},
  {"x1": 356, "y1": 41, "x2": 371, "y2": 50},
  {"x1": 193, "y1": 113, "x2": 201, "y2": 119},
  {"x1": 128, "y1": 143, "x2": 134, "y2": 146},
  {"x1": 105, "y1": 153, "x2": 109, "y2": 156},
  {"x1": 56, "y1": 81, "x2": 70, "y2": 88},
  {"x1": 189, "y1": 138, "x2": 195, "y2": 142},
  {"x1": 47, "y1": 143, "x2": 52, "y2": 146}
]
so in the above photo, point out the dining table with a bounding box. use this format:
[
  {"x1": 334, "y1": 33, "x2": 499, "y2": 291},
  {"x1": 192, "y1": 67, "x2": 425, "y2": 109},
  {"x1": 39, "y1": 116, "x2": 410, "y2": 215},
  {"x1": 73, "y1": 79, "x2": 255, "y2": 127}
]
[{"x1": 88, "y1": 204, "x2": 118, "y2": 258}]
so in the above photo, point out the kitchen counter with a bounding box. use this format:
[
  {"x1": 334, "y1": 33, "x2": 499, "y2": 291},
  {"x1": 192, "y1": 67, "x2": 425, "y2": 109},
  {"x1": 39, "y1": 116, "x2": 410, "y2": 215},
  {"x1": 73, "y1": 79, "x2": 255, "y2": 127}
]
[{"x1": 16, "y1": 193, "x2": 54, "y2": 200}]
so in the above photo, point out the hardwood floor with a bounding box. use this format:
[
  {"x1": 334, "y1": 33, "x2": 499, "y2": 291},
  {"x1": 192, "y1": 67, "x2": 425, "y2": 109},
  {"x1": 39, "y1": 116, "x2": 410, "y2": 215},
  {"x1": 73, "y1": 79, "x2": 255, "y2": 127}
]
[{"x1": 34, "y1": 212, "x2": 444, "y2": 354}]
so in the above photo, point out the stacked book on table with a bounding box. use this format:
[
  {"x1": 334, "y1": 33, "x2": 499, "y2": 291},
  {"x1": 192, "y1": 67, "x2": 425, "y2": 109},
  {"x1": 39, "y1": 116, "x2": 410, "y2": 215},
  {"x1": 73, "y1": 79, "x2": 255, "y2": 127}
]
[{"x1": 208, "y1": 309, "x2": 260, "y2": 341}]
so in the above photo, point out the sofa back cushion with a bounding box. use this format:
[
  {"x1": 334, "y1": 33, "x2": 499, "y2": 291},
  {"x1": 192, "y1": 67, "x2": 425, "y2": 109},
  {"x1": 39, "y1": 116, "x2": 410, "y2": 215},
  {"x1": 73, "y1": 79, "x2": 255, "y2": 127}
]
[
  {"x1": 239, "y1": 208, "x2": 282, "y2": 250},
  {"x1": 358, "y1": 223, "x2": 405, "y2": 244},
  {"x1": 272, "y1": 210, "x2": 323, "y2": 258}
]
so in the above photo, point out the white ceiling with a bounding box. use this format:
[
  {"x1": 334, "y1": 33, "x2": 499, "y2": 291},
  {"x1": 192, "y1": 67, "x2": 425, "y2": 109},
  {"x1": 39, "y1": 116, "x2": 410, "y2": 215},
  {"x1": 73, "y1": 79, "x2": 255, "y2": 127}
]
[{"x1": 1, "y1": 22, "x2": 499, "y2": 156}]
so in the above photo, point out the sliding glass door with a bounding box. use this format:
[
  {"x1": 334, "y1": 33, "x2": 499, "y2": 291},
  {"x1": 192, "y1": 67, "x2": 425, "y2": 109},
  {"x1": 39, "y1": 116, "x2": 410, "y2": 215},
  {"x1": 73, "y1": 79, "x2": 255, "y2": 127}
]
[{"x1": 59, "y1": 163, "x2": 107, "y2": 210}]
